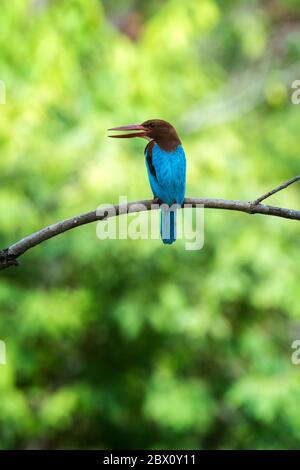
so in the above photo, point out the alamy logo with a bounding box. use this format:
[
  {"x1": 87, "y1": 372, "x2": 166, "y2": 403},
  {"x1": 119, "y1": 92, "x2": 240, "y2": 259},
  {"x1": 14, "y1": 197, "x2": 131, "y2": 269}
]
[
  {"x1": 95, "y1": 197, "x2": 205, "y2": 251},
  {"x1": 0, "y1": 340, "x2": 6, "y2": 364},
  {"x1": 291, "y1": 339, "x2": 300, "y2": 365},
  {"x1": 291, "y1": 80, "x2": 300, "y2": 105}
]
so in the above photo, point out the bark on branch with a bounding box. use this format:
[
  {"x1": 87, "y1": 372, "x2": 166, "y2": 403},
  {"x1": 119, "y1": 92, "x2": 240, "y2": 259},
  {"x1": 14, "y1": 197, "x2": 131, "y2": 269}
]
[{"x1": 0, "y1": 176, "x2": 299, "y2": 271}]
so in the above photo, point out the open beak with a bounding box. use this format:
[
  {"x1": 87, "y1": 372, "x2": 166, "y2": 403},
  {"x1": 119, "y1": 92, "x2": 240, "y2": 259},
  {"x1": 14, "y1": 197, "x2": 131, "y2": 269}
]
[{"x1": 108, "y1": 124, "x2": 149, "y2": 139}]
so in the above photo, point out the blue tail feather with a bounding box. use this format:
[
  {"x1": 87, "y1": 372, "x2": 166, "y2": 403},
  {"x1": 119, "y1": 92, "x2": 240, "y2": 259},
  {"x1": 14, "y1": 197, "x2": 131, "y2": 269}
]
[{"x1": 160, "y1": 207, "x2": 176, "y2": 245}]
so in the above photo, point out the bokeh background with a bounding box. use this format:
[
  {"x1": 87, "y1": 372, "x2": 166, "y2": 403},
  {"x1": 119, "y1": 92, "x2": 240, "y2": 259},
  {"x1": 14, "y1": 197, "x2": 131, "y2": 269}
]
[{"x1": 0, "y1": 0, "x2": 300, "y2": 450}]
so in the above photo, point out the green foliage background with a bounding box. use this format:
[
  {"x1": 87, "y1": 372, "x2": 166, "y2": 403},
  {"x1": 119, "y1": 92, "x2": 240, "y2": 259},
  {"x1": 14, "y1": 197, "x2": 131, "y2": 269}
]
[{"x1": 0, "y1": 0, "x2": 300, "y2": 449}]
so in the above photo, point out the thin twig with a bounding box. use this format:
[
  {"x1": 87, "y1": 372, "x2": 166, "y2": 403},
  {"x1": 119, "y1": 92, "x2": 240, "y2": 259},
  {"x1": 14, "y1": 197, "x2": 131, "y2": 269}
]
[
  {"x1": 253, "y1": 175, "x2": 300, "y2": 205},
  {"x1": 0, "y1": 187, "x2": 299, "y2": 271}
]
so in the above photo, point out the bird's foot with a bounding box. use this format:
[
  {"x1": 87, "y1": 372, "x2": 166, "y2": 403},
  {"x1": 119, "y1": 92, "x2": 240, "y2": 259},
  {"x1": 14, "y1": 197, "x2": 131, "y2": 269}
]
[{"x1": 152, "y1": 197, "x2": 163, "y2": 205}]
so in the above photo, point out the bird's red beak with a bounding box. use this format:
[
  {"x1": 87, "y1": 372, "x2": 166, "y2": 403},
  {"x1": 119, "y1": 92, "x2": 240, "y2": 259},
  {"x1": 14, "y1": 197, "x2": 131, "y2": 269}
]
[{"x1": 108, "y1": 124, "x2": 149, "y2": 139}]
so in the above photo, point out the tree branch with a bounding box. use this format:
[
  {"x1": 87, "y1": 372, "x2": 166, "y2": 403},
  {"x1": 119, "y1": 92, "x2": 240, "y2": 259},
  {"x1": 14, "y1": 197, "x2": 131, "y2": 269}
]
[
  {"x1": 252, "y1": 175, "x2": 300, "y2": 205},
  {"x1": 0, "y1": 177, "x2": 299, "y2": 271}
]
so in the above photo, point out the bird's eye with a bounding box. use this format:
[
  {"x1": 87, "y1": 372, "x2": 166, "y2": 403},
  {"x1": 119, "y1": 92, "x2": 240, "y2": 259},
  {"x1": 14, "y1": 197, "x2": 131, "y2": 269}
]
[{"x1": 148, "y1": 122, "x2": 154, "y2": 128}]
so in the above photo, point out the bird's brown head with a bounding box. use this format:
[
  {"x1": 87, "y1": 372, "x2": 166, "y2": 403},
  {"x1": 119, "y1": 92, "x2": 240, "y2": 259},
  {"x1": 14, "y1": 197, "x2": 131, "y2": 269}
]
[{"x1": 108, "y1": 119, "x2": 181, "y2": 152}]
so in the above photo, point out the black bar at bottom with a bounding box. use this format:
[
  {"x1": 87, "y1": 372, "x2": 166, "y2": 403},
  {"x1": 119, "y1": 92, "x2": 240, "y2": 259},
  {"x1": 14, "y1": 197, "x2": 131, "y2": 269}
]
[{"x1": 0, "y1": 450, "x2": 299, "y2": 466}]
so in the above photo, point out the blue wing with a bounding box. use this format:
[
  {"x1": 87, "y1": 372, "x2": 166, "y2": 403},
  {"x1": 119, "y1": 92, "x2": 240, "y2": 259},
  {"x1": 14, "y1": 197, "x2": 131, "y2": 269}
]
[{"x1": 145, "y1": 142, "x2": 186, "y2": 206}]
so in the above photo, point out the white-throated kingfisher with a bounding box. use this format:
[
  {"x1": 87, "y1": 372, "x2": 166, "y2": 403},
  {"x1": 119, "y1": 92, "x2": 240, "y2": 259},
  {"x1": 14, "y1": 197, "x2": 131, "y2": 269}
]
[{"x1": 108, "y1": 119, "x2": 186, "y2": 244}]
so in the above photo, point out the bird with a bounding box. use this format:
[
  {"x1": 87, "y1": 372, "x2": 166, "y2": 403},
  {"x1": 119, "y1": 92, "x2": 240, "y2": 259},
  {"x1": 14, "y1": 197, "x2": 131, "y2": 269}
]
[{"x1": 108, "y1": 119, "x2": 186, "y2": 245}]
